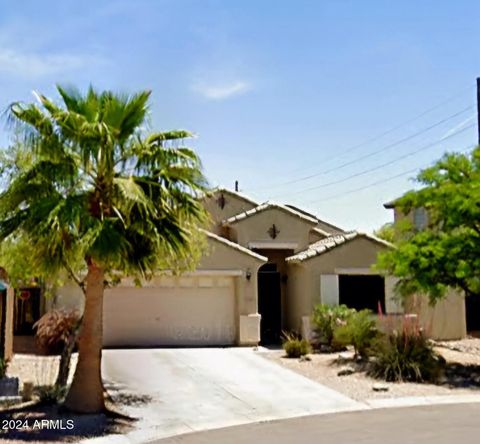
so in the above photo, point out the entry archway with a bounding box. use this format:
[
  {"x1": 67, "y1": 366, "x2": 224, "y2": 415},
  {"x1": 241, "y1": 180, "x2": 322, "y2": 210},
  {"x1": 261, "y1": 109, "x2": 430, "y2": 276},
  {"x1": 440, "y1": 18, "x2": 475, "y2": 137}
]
[{"x1": 257, "y1": 263, "x2": 282, "y2": 344}]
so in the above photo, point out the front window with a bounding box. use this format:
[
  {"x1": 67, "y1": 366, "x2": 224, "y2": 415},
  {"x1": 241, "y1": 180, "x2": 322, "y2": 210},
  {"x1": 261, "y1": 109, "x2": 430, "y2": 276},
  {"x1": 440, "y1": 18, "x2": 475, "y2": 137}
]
[{"x1": 413, "y1": 207, "x2": 428, "y2": 231}]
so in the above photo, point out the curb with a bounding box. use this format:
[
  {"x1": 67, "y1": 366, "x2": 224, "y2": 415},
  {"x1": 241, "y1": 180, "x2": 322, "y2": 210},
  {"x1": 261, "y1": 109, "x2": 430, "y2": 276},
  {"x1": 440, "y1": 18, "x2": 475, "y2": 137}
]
[{"x1": 364, "y1": 394, "x2": 480, "y2": 409}]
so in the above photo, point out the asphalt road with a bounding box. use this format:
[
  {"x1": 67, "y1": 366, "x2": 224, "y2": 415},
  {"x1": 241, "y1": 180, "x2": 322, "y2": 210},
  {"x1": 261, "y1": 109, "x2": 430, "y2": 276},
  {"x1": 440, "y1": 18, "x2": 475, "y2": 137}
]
[{"x1": 154, "y1": 403, "x2": 480, "y2": 444}]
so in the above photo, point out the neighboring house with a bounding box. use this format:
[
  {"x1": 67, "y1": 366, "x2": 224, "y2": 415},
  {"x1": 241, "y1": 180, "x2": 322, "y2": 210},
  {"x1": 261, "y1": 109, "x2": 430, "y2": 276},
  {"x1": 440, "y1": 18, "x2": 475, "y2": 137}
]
[
  {"x1": 384, "y1": 200, "x2": 468, "y2": 338},
  {"x1": 11, "y1": 188, "x2": 465, "y2": 350}
]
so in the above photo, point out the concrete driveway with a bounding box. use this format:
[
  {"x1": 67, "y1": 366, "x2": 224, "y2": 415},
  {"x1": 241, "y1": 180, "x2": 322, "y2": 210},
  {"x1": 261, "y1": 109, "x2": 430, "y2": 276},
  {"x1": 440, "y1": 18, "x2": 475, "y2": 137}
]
[{"x1": 99, "y1": 348, "x2": 364, "y2": 442}]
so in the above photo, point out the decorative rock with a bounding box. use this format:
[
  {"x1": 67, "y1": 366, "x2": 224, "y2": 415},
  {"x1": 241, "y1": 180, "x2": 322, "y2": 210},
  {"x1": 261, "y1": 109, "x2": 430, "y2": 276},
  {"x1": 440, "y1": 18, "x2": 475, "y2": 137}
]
[
  {"x1": 372, "y1": 383, "x2": 389, "y2": 392},
  {"x1": 338, "y1": 352, "x2": 354, "y2": 360},
  {"x1": 337, "y1": 366, "x2": 356, "y2": 376},
  {"x1": 299, "y1": 355, "x2": 312, "y2": 362}
]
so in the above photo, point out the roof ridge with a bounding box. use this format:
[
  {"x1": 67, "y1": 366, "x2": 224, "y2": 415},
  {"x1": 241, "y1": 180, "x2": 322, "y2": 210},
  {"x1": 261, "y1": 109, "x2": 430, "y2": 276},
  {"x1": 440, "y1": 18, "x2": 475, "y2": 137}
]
[
  {"x1": 223, "y1": 201, "x2": 318, "y2": 226},
  {"x1": 201, "y1": 229, "x2": 268, "y2": 261},
  {"x1": 212, "y1": 188, "x2": 259, "y2": 206}
]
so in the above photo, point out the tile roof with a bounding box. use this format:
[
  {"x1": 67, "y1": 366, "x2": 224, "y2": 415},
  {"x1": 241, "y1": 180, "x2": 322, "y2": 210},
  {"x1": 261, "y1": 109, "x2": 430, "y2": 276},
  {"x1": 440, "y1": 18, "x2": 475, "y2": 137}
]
[
  {"x1": 202, "y1": 229, "x2": 268, "y2": 261},
  {"x1": 222, "y1": 202, "x2": 318, "y2": 226},
  {"x1": 311, "y1": 226, "x2": 331, "y2": 237},
  {"x1": 286, "y1": 204, "x2": 346, "y2": 233},
  {"x1": 286, "y1": 231, "x2": 393, "y2": 263},
  {"x1": 211, "y1": 188, "x2": 259, "y2": 207}
]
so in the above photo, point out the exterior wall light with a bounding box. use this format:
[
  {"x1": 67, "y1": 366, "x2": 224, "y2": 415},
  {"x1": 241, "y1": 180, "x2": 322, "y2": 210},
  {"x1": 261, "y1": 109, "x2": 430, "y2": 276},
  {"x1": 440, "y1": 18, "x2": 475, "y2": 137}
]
[{"x1": 245, "y1": 269, "x2": 252, "y2": 281}]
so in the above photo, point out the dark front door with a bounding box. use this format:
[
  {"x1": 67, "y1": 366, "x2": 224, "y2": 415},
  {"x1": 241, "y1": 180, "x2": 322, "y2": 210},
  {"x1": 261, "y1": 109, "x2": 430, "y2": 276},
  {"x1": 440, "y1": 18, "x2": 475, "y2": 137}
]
[
  {"x1": 258, "y1": 264, "x2": 282, "y2": 345},
  {"x1": 466, "y1": 293, "x2": 480, "y2": 333}
]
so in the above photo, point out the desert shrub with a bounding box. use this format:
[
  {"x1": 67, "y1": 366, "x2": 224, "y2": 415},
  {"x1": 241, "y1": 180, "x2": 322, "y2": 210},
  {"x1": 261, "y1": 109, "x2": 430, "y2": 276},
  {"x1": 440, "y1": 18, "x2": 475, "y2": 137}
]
[
  {"x1": 0, "y1": 358, "x2": 8, "y2": 378},
  {"x1": 334, "y1": 309, "x2": 379, "y2": 359},
  {"x1": 34, "y1": 384, "x2": 66, "y2": 405},
  {"x1": 369, "y1": 318, "x2": 443, "y2": 382},
  {"x1": 282, "y1": 332, "x2": 311, "y2": 358},
  {"x1": 311, "y1": 304, "x2": 355, "y2": 350},
  {"x1": 33, "y1": 309, "x2": 80, "y2": 355}
]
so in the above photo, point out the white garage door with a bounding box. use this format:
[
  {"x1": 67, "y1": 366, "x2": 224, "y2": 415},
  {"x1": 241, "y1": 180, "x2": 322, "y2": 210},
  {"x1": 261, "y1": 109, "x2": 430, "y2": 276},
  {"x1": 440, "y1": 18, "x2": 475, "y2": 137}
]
[{"x1": 103, "y1": 275, "x2": 236, "y2": 347}]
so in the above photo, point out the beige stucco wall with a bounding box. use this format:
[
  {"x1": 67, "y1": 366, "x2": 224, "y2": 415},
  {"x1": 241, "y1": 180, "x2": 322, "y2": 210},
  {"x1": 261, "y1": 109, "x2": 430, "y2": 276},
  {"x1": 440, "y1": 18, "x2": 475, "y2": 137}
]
[
  {"x1": 309, "y1": 230, "x2": 325, "y2": 244},
  {"x1": 286, "y1": 263, "x2": 311, "y2": 332},
  {"x1": 230, "y1": 208, "x2": 315, "y2": 253},
  {"x1": 287, "y1": 237, "x2": 389, "y2": 332},
  {"x1": 199, "y1": 237, "x2": 265, "y2": 316},
  {"x1": 203, "y1": 191, "x2": 257, "y2": 235},
  {"x1": 406, "y1": 290, "x2": 466, "y2": 340}
]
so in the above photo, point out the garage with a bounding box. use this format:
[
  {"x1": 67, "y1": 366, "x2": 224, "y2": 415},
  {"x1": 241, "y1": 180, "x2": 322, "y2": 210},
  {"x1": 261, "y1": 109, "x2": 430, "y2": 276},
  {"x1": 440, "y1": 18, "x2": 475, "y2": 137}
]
[{"x1": 103, "y1": 275, "x2": 236, "y2": 347}]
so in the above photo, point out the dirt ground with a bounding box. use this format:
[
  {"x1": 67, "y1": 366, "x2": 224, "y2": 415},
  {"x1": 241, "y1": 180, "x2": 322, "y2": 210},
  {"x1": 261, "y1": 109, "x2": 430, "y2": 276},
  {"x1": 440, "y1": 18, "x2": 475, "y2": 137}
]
[
  {"x1": 1, "y1": 354, "x2": 136, "y2": 443},
  {"x1": 0, "y1": 403, "x2": 133, "y2": 443},
  {"x1": 260, "y1": 338, "x2": 480, "y2": 401}
]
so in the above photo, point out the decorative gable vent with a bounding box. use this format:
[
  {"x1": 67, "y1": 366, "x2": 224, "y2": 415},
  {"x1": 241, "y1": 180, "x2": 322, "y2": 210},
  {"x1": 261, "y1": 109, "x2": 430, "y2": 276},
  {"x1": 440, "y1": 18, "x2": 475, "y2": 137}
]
[
  {"x1": 216, "y1": 193, "x2": 227, "y2": 209},
  {"x1": 268, "y1": 224, "x2": 280, "y2": 239}
]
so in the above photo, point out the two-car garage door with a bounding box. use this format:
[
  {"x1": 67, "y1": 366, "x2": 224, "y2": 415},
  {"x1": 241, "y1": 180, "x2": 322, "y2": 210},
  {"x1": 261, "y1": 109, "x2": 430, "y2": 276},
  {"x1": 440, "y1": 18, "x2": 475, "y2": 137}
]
[{"x1": 103, "y1": 275, "x2": 236, "y2": 347}]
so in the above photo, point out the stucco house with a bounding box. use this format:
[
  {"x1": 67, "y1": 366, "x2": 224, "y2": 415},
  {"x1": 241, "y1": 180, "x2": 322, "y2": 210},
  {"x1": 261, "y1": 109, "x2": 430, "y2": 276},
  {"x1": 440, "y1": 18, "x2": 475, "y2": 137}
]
[
  {"x1": 384, "y1": 200, "x2": 469, "y2": 338},
  {"x1": 25, "y1": 188, "x2": 397, "y2": 346},
  {"x1": 10, "y1": 188, "x2": 466, "y2": 352}
]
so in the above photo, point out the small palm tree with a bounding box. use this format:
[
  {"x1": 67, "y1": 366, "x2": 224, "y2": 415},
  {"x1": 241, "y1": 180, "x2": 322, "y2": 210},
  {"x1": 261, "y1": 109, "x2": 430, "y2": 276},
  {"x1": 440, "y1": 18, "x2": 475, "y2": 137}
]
[{"x1": 0, "y1": 86, "x2": 209, "y2": 413}]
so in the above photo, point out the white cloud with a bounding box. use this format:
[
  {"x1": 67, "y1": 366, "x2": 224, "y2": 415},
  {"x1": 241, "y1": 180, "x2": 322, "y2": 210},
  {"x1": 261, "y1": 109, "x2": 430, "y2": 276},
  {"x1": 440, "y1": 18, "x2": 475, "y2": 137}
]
[
  {"x1": 0, "y1": 47, "x2": 104, "y2": 78},
  {"x1": 192, "y1": 80, "x2": 252, "y2": 100}
]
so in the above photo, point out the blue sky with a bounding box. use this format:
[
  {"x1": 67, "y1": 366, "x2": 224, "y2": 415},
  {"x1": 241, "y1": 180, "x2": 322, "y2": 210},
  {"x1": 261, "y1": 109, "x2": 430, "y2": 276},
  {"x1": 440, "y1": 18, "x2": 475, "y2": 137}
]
[{"x1": 0, "y1": 0, "x2": 478, "y2": 231}]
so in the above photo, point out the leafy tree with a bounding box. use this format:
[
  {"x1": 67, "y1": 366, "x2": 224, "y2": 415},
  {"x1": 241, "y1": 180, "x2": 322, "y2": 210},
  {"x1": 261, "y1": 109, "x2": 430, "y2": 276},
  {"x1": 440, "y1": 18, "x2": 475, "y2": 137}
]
[
  {"x1": 374, "y1": 222, "x2": 395, "y2": 243},
  {"x1": 377, "y1": 147, "x2": 480, "y2": 303},
  {"x1": 0, "y1": 86, "x2": 209, "y2": 413}
]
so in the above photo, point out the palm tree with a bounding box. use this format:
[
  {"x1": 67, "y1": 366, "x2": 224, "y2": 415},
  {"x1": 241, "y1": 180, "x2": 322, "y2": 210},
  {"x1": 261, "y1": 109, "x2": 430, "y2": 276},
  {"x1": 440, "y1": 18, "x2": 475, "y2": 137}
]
[{"x1": 0, "y1": 86, "x2": 209, "y2": 413}]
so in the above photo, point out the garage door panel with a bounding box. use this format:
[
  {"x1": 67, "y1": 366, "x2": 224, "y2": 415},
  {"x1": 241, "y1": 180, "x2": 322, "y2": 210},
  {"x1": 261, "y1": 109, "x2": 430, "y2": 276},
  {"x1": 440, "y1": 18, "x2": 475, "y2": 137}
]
[{"x1": 103, "y1": 277, "x2": 236, "y2": 347}]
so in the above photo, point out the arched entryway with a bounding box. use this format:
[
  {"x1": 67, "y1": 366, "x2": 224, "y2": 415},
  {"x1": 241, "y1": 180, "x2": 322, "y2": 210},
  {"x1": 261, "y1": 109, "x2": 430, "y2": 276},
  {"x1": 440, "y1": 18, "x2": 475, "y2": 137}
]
[{"x1": 257, "y1": 263, "x2": 282, "y2": 344}]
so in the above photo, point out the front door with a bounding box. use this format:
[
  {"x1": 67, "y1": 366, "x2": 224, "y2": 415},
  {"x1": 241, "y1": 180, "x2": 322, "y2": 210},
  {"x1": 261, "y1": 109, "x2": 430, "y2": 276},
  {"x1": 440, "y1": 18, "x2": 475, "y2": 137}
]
[{"x1": 258, "y1": 263, "x2": 282, "y2": 345}]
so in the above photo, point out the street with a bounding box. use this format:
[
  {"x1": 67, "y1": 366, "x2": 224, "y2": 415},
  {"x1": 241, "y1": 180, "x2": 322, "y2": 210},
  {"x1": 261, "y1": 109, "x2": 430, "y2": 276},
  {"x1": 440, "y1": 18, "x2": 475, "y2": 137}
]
[{"x1": 154, "y1": 403, "x2": 480, "y2": 444}]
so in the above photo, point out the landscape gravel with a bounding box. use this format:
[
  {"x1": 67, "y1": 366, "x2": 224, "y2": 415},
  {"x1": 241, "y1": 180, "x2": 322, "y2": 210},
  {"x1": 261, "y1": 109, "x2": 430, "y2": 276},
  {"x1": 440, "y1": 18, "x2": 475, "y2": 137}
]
[{"x1": 260, "y1": 338, "x2": 480, "y2": 402}]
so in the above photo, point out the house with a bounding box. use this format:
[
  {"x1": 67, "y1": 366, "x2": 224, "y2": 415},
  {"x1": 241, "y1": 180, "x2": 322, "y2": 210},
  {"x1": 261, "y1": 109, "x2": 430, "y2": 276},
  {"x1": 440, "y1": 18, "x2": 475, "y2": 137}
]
[
  {"x1": 11, "y1": 188, "x2": 464, "y2": 350},
  {"x1": 384, "y1": 200, "x2": 468, "y2": 339}
]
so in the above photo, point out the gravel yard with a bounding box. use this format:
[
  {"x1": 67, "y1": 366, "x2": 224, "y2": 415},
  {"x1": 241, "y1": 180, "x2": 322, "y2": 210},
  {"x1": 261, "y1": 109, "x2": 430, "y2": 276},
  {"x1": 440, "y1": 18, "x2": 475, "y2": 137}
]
[{"x1": 259, "y1": 338, "x2": 480, "y2": 402}]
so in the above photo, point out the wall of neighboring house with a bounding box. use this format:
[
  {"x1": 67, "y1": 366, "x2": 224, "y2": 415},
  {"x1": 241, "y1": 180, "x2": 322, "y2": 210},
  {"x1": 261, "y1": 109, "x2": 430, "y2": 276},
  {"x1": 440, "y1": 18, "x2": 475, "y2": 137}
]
[
  {"x1": 387, "y1": 205, "x2": 466, "y2": 339},
  {"x1": 229, "y1": 209, "x2": 315, "y2": 253},
  {"x1": 405, "y1": 290, "x2": 466, "y2": 340}
]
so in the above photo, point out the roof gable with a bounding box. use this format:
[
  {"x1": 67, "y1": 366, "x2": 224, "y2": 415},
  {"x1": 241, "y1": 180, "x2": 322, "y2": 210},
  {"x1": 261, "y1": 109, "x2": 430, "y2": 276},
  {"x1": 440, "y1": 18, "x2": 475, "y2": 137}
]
[
  {"x1": 202, "y1": 229, "x2": 267, "y2": 262},
  {"x1": 286, "y1": 232, "x2": 392, "y2": 263},
  {"x1": 222, "y1": 202, "x2": 318, "y2": 226},
  {"x1": 211, "y1": 188, "x2": 259, "y2": 207}
]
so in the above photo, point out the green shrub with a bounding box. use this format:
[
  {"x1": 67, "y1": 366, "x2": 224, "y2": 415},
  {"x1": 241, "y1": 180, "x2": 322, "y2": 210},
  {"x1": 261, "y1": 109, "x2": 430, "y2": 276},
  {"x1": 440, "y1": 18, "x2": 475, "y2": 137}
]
[
  {"x1": 282, "y1": 332, "x2": 311, "y2": 358},
  {"x1": 369, "y1": 321, "x2": 443, "y2": 382},
  {"x1": 334, "y1": 309, "x2": 379, "y2": 359},
  {"x1": 311, "y1": 304, "x2": 355, "y2": 350},
  {"x1": 0, "y1": 358, "x2": 7, "y2": 379},
  {"x1": 34, "y1": 384, "x2": 66, "y2": 405}
]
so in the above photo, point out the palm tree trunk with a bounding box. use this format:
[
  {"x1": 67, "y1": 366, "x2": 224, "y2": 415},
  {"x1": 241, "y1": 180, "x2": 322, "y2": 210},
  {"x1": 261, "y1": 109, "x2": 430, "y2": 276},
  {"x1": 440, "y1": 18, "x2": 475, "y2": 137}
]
[{"x1": 64, "y1": 260, "x2": 105, "y2": 413}]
